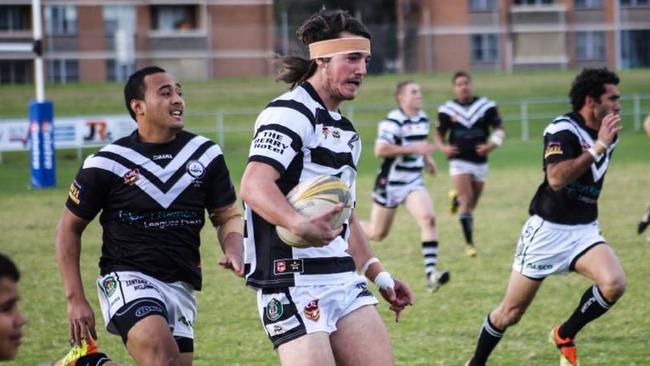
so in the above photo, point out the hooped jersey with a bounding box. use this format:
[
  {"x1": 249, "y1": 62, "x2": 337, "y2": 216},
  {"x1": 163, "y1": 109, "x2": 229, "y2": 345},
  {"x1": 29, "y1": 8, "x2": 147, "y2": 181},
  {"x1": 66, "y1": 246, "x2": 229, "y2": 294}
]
[
  {"x1": 375, "y1": 108, "x2": 429, "y2": 185},
  {"x1": 244, "y1": 82, "x2": 362, "y2": 289},
  {"x1": 437, "y1": 96, "x2": 502, "y2": 163},
  {"x1": 65, "y1": 130, "x2": 236, "y2": 290},
  {"x1": 529, "y1": 112, "x2": 618, "y2": 224}
]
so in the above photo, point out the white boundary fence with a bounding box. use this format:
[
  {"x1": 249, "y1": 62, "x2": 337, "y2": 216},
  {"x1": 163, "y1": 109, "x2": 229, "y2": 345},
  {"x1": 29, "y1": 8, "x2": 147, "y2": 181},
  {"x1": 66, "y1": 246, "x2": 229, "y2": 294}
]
[{"x1": 1, "y1": 94, "x2": 648, "y2": 162}]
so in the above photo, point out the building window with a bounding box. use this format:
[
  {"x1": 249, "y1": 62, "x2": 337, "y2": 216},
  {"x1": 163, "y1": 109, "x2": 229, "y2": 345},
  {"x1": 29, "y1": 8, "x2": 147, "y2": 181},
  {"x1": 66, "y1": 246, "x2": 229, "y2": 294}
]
[
  {"x1": 575, "y1": 0, "x2": 603, "y2": 8},
  {"x1": 0, "y1": 6, "x2": 31, "y2": 32},
  {"x1": 620, "y1": 0, "x2": 649, "y2": 6},
  {"x1": 104, "y1": 5, "x2": 136, "y2": 37},
  {"x1": 470, "y1": 0, "x2": 498, "y2": 12},
  {"x1": 575, "y1": 31, "x2": 605, "y2": 60},
  {"x1": 621, "y1": 30, "x2": 650, "y2": 67},
  {"x1": 150, "y1": 5, "x2": 199, "y2": 32},
  {"x1": 106, "y1": 59, "x2": 135, "y2": 82},
  {"x1": 471, "y1": 34, "x2": 499, "y2": 63},
  {"x1": 45, "y1": 5, "x2": 77, "y2": 35},
  {"x1": 0, "y1": 60, "x2": 32, "y2": 84},
  {"x1": 48, "y1": 59, "x2": 79, "y2": 83},
  {"x1": 514, "y1": 0, "x2": 554, "y2": 4}
]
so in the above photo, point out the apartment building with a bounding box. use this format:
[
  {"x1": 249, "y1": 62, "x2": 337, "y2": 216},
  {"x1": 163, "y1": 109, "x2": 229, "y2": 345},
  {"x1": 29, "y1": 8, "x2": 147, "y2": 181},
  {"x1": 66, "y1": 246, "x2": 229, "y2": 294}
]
[
  {"x1": 0, "y1": 0, "x2": 274, "y2": 84},
  {"x1": 401, "y1": 0, "x2": 650, "y2": 73},
  {"x1": 2, "y1": 0, "x2": 649, "y2": 83}
]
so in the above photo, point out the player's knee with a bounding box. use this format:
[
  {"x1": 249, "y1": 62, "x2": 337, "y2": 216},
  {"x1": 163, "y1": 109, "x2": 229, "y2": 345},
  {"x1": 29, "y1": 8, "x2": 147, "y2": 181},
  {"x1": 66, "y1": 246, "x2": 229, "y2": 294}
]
[
  {"x1": 599, "y1": 276, "x2": 626, "y2": 302},
  {"x1": 493, "y1": 305, "x2": 525, "y2": 328},
  {"x1": 416, "y1": 213, "x2": 436, "y2": 229},
  {"x1": 371, "y1": 230, "x2": 389, "y2": 241}
]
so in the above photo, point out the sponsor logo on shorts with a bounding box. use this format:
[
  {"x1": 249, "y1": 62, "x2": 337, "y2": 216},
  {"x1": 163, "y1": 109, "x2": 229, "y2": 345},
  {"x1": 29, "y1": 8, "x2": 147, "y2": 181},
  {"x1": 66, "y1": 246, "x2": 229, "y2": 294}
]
[
  {"x1": 526, "y1": 262, "x2": 553, "y2": 271},
  {"x1": 102, "y1": 276, "x2": 118, "y2": 297},
  {"x1": 304, "y1": 299, "x2": 320, "y2": 322},
  {"x1": 355, "y1": 282, "x2": 372, "y2": 298},
  {"x1": 271, "y1": 324, "x2": 285, "y2": 336},
  {"x1": 178, "y1": 315, "x2": 194, "y2": 329},
  {"x1": 135, "y1": 305, "x2": 163, "y2": 318},
  {"x1": 265, "y1": 298, "x2": 283, "y2": 322}
]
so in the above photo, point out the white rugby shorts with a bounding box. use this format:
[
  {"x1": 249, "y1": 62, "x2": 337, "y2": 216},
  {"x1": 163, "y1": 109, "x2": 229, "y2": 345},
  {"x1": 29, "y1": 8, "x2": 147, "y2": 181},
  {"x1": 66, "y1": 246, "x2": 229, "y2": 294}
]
[
  {"x1": 449, "y1": 159, "x2": 489, "y2": 182},
  {"x1": 256, "y1": 276, "x2": 378, "y2": 348},
  {"x1": 512, "y1": 215, "x2": 606, "y2": 279},
  {"x1": 373, "y1": 177, "x2": 426, "y2": 208},
  {"x1": 97, "y1": 271, "x2": 197, "y2": 340}
]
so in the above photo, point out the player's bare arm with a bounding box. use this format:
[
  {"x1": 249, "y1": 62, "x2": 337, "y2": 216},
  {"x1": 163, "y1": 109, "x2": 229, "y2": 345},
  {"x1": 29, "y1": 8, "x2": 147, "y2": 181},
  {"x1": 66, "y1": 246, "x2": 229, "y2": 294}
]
[
  {"x1": 240, "y1": 162, "x2": 342, "y2": 247},
  {"x1": 208, "y1": 204, "x2": 244, "y2": 277},
  {"x1": 548, "y1": 113, "x2": 620, "y2": 191},
  {"x1": 55, "y1": 207, "x2": 96, "y2": 345},
  {"x1": 374, "y1": 140, "x2": 434, "y2": 158},
  {"x1": 476, "y1": 127, "x2": 505, "y2": 156},
  {"x1": 433, "y1": 130, "x2": 458, "y2": 157}
]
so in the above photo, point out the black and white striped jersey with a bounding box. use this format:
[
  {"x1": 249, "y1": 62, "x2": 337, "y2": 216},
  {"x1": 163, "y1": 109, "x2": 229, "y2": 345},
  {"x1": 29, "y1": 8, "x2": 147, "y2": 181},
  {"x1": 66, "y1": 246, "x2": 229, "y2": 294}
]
[
  {"x1": 437, "y1": 96, "x2": 502, "y2": 163},
  {"x1": 529, "y1": 112, "x2": 618, "y2": 225},
  {"x1": 375, "y1": 108, "x2": 429, "y2": 185},
  {"x1": 244, "y1": 82, "x2": 361, "y2": 289},
  {"x1": 65, "y1": 130, "x2": 236, "y2": 290}
]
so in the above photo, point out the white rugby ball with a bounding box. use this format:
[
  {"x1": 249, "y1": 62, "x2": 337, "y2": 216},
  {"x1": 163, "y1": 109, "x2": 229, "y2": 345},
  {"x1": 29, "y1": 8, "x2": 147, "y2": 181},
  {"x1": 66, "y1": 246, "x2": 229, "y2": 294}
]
[{"x1": 276, "y1": 175, "x2": 353, "y2": 248}]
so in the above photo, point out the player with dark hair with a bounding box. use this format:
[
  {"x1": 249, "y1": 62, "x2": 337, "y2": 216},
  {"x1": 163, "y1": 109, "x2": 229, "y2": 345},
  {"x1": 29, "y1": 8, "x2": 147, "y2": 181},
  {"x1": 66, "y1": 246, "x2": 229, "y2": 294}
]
[
  {"x1": 465, "y1": 68, "x2": 625, "y2": 366},
  {"x1": 0, "y1": 253, "x2": 26, "y2": 362},
  {"x1": 361, "y1": 80, "x2": 449, "y2": 292},
  {"x1": 241, "y1": 9, "x2": 413, "y2": 366},
  {"x1": 434, "y1": 71, "x2": 505, "y2": 257},
  {"x1": 56, "y1": 66, "x2": 244, "y2": 366}
]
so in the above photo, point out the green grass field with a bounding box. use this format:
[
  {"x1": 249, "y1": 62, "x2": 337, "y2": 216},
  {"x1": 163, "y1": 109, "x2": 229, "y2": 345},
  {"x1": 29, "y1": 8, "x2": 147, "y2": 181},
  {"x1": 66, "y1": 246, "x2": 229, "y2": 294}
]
[{"x1": 1, "y1": 70, "x2": 649, "y2": 365}]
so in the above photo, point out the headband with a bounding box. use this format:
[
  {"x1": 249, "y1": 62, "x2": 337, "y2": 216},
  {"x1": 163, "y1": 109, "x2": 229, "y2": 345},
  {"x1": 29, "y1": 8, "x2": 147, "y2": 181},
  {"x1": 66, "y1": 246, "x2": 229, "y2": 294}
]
[{"x1": 308, "y1": 37, "x2": 371, "y2": 60}]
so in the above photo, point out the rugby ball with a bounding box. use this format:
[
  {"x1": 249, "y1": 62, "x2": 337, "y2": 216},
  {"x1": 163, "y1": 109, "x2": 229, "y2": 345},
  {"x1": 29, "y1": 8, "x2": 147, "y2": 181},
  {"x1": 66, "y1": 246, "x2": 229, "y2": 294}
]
[{"x1": 276, "y1": 175, "x2": 353, "y2": 248}]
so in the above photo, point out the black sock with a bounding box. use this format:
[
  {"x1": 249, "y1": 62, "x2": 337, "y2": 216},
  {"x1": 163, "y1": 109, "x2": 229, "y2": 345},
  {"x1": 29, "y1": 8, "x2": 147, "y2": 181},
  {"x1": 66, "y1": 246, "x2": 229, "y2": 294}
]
[
  {"x1": 460, "y1": 213, "x2": 474, "y2": 244},
  {"x1": 469, "y1": 315, "x2": 504, "y2": 366},
  {"x1": 559, "y1": 285, "x2": 613, "y2": 339},
  {"x1": 75, "y1": 353, "x2": 111, "y2": 366},
  {"x1": 421, "y1": 240, "x2": 438, "y2": 275}
]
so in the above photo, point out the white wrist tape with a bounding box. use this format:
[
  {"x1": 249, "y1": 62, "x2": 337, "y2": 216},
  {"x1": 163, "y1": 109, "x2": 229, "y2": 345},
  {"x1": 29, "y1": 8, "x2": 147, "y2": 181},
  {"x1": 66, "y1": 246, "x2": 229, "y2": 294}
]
[
  {"x1": 587, "y1": 147, "x2": 602, "y2": 161},
  {"x1": 489, "y1": 129, "x2": 505, "y2": 147},
  {"x1": 374, "y1": 271, "x2": 395, "y2": 290},
  {"x1": 360, "y1": 257, "x2": 379, "y2": 276}
]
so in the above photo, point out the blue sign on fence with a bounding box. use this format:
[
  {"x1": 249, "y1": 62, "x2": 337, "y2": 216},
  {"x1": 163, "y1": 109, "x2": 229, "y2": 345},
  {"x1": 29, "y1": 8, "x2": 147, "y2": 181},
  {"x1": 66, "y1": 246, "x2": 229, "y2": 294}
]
[{"x1": 29, "y1": 100, "x2": 56, "y2": 189}]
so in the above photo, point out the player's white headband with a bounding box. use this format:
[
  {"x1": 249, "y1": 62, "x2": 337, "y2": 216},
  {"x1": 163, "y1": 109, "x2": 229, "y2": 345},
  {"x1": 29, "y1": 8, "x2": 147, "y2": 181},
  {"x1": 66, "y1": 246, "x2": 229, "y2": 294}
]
[{"x1": 308, "y1": 37, "x2": 371, "y2": 60}]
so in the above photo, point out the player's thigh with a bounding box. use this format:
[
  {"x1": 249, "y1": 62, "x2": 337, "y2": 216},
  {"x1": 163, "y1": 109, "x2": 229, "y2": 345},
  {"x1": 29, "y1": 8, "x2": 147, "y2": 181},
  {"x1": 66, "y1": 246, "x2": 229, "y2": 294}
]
[
  {"x1": 126, "y1": 315, "x2": 182, "y2": 366},
  {"x1": 404, "y1": 189, "x2": 435, "y2": 223},
  {"x1": 277, "y1": 332, "x2": 336, "y2": 366},
  {"x1": 368, "y1": 203, "x2": 397, "y2": 235},
  {"x1": 330, "y1": 305, "x2": 393, "y2": 366},
  {"x1": 573, "y1": 244, "x2": 626, "y2": 292}
]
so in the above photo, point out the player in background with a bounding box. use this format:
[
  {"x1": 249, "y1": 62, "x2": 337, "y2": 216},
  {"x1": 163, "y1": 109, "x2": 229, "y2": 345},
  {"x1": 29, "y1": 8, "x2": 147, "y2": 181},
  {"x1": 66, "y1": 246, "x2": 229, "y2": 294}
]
[
  {"x1": 361, "y1": 81, "x2": 449, "y2": 292},
  {"x1": 240, "y1": 9, "x2": 413, "y2": 366},
  {"x1": 434, "y1": 71, "x2": 505, "y2": 257},
  {"x1": 55, "y1": 66, "x2": 244, "y2": 366},
  {"x1": 465, "y1": 68, "x2": 625, "y2": 366}
]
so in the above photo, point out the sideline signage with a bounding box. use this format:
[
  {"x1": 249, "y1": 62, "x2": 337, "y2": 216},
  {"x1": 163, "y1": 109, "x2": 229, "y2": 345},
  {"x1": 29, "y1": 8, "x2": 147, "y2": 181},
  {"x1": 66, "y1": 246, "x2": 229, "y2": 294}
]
[{"x1": 29, "y1": 100, "x2": 56, "y2": 188}]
